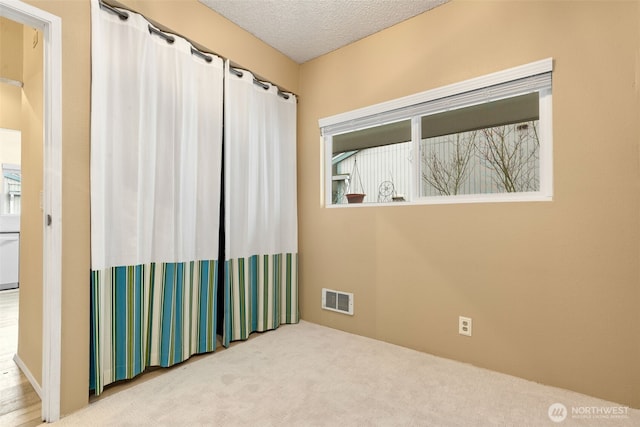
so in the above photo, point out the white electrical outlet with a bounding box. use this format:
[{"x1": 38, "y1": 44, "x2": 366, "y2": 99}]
[{"x1": 459, "y1": 316, "x2": 472, "y2": 336}]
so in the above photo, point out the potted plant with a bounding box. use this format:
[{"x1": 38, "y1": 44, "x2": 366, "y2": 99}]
[{"x1": 345, "y1": 159, "x2": 366, "y2": 203}]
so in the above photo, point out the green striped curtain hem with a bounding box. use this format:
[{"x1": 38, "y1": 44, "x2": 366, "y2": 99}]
[
  {"x1": 90, "y1": 260, "x2": 218, "y2": 395},
  {"x1": 223, "y1": 252, "x2": 299, "y2": 346}
]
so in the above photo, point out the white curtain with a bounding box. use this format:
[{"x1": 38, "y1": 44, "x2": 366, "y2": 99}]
[
  {"x1": 223, "y1": 63, "x2": 298, "y2": 345},
  {"x1": 90, "y1": 1, "x2": 223, "y2": 394},
  {"x1": 91, "y1": 7, "x2": 223, "y2": 270}
]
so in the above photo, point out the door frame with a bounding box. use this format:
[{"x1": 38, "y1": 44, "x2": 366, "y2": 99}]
[{"x1": 0, "y1": 0, "x2": 62, "y2": 422}]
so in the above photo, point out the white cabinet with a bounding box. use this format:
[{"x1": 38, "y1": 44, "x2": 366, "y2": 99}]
[{"x1": 0, "y1": 232, "x2": 19, "y2": 290}]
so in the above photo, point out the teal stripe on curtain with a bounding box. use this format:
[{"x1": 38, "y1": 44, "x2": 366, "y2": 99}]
[
  {"x1": 90, "y1": 260, "x2": 219, "y2": 395},
  {"x1": 112, "y1": 266, "x2": 145, "y2": 382},
  {"x1": 223, "y1": 253, "x2": 299, "y2": 347}
]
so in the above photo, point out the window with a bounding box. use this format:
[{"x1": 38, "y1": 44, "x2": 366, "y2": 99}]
[
  {"x1": 331, "y1": 120, "x2": 412, "y2": 204},
  {"x1": 320, "y1": 58, "x2": 553, "y2": 206},
  {"x1": 1, "y1": 164, "x2": 21, "y2": 215}
]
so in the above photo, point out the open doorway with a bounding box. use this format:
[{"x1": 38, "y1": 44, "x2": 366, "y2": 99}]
[
  {"x1": 0, "y1": 1, "x2": 62, "y2": 422},
  {"x1": 0, "y1": 16, "x2": 42, "y2": 426},
  {"x1": 0, "y1": 129, "x2": 21, "y2": 293}
]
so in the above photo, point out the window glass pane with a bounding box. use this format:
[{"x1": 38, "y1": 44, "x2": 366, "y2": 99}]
[
  {"x1": 332, "y1": 120, "x2": 411, "y2": 204},
  {"x1": 2, "y1": 165, "x2": 21, "y2": 215},
  {"x1": 420, "y1": 94, "x2": 540, "y2": 196}
]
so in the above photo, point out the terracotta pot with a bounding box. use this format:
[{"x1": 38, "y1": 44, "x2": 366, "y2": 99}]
[{"x1": 346, "y1": 193, "x2": 365, "y2": 204}]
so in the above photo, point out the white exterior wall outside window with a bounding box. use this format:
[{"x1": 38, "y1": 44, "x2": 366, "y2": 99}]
[
  {"x1": 320, "y1": 58, "x2": 553, "y2": 207},
  {"x1": 333, "y1": 142, "x2": 412, "y2": 204}
]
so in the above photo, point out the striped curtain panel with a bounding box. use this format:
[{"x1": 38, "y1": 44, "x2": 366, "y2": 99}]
[
  {"x1": 89, "y1": 261, "x2": 218, "y2": 393},
  {"x1": 223, "y1": 63, "x2": 299, "y2": 346},
  {"x1": 225, "y1": 254, "x2": 298, "y2": 341},
  {"x1": 90, "y1": 2, "x2": 223, "y2": 395}
]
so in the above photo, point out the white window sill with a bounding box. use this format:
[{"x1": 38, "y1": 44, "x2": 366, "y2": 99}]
[{"x1": 327, "y1": 193, "x2": 553, "y2": 208}]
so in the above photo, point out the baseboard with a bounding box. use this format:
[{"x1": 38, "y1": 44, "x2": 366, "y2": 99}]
[{"x1": 13, "y1": 353, "x2": 43, "y2": 399}]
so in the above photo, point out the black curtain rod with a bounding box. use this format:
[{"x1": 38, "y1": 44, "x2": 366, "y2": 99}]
[
  {"x1": 99, "y1": 2, "x2": 211, "y2": 64},
  {"x1": 98, "y1": 0, "x2": 294, "y2": 101},
  {"x1": 148, "y1": 25, "x2": 174, "y2": 44},
  {"x1": 229, "y1": 68, "x2": 290, "y2": 100},
  {"x1": 99, "y1": 1, "x2": 128, "y2": 20},
  {"x1": 148, "y1": 25, "x2": 213, "y2": 64},
  {"x1": 191, "y1": 47, "x2": 213, "y2": 64}
]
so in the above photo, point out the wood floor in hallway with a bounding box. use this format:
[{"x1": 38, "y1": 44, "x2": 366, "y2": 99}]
[{"x1": 0, "y1": 289, "x2": 41, "y2": 427}]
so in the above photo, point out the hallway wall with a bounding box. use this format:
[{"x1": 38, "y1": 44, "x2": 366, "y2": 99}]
[{"x1": 0, "y1": 17, "x2": 22, "y2": 130}]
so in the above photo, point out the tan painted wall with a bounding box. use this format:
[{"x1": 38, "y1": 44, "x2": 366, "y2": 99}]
[
  {"x1": 0, "y1": 17, "x2": 23, "y2": 130},
  {"x1": 17, "y1": 0, "x2": 298, "y2": 416},
  {"x1": 0, "y1": 85, "x2": 21, "y2": 130},
  {"x1": 0, "y1": 17, "x2": 23, "y2": 81},
  {"x1": 17, "y1": 24, "x2": 44, "y2": 388},
  {"x1": 298, "y1": 0, "x2": 640, "y2": 409}
]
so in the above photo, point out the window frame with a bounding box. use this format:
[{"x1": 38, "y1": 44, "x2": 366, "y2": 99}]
[{"x1": 320, "y1": 58, "x2": 553, "y2": 207}]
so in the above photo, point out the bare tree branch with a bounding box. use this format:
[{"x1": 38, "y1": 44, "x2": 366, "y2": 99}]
[
  {"x1": 477, "y1": 121, "x2": 539, "y2": 193},
  {"x1": 421, "y1": 132, "x2": 476, "y2": 195},
  {"x1": 421, "y1": 121, "x2": 539, "y2": 195}
]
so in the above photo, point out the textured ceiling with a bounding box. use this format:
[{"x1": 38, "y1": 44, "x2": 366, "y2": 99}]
[{"x1": 199, "y1": 0, "x2": 449, "y2": 64}]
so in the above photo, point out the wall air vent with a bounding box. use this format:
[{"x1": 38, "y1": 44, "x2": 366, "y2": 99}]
[{"x1": 322, "y1": 288, "x2": 354, "y2": 315}]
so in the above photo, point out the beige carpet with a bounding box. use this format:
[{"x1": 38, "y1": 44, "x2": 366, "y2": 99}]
[{"x1": 50, "y1": 321, "x2": 638, "y2": 426}]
